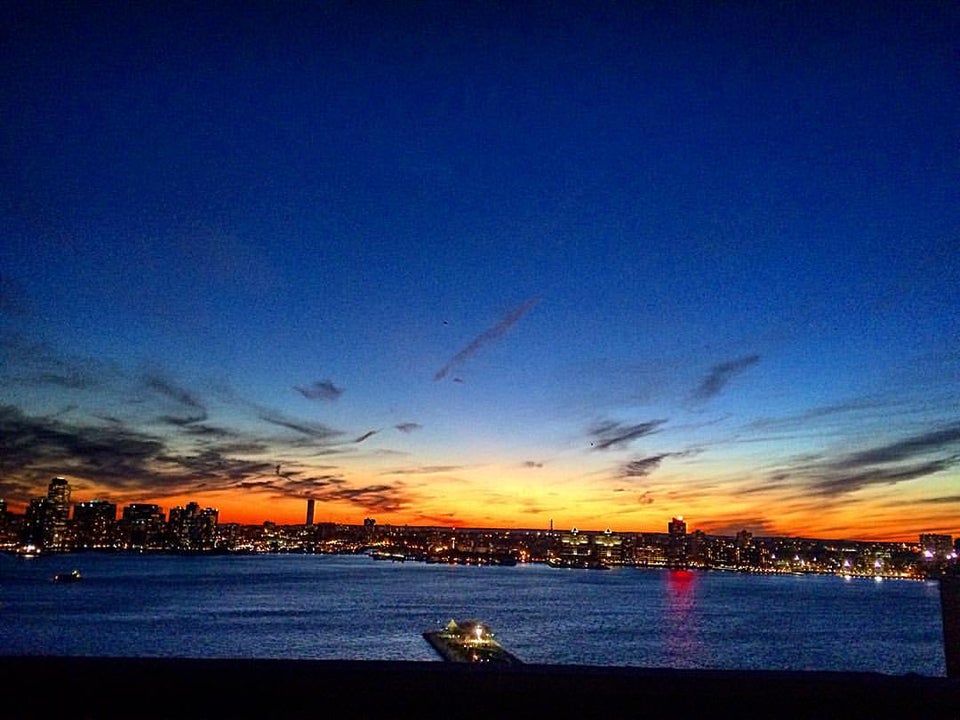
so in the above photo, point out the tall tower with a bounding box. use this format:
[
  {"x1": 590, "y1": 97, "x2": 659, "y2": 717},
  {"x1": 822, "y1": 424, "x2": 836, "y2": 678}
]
[
  {"x1": 305, "y1": 499, "x2": 315, "y2": 527},
  {"x1": 44, "y1": 477, "x2": 71, "y2": 550},
  {"x1": 667, "y1": 516, "x2": 687, "y2": 568},
  {"x1": 47, "y1": 477, "x2": 71, "y2": 507}
]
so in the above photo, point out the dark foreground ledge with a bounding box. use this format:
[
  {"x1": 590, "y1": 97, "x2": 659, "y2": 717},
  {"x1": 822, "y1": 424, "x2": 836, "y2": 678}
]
[{"x1": 1, "y1": 657, "x2": 958, "y2": 719}]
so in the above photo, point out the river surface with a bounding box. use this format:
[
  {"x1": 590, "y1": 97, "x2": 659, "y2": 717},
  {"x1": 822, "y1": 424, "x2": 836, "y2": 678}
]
[{"x1": 0, "y1": 553, "x2": 946, "y2": 675}]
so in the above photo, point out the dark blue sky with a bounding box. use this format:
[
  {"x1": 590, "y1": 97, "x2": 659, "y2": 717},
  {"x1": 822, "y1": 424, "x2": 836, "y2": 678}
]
[{"x1": 1, "y1": 1, "x2": 957, "y2": 537}]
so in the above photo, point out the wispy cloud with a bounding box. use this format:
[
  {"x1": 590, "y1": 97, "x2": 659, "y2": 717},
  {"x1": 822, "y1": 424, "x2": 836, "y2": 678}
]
[
  {"x1": 0, "y1": 405, "x2": 165, "y2": 488},
  {"x1": 610, "y1": 490, "x2": 655, "y2": 506},
  {"x1": 156, "y1": 450, "x2": 275, "y2": 481},
  {"x1": 257, "y1": 410, "x2": 343, "y2": 441},
  {"x1": 523, "y1": 460, "x2": 544, "y2": 468},
  {"x1": 28, "y1": 371, "x2": 99, "y2": 390},
  {"x1": 748, "y1": 398, "x2": 892, "y2": 431},
  {"x1": 831, "y1": 424, "x2": 960, "y2": 470},
  {"x1": 394, "y1": 422, "x2": 422, "y2": 434},
  {"x1": 815, "y1": 458, "x2": 957, "y2": 495},
  {"x1": 144, "y1": 374, "x2": 205, "y2": 412},
  {"x1": 0, "y1": 402, "x2": 401, "y2": 513},
  {"x1": 588, "y1": 418, "x2": 666, "y2": 451},
  {"x1": 294, "y1": 380, "x2": 344, "y2": 401},
  {"x1": 381, "y1": 465, "x2": 464, "y2": 475},
  {"x1": 237, "y1": 473, "x2": 346, "y2": 499},
  {"x1": 771, "y1": 422, "x2": 960, "y2": 496},
  {"x1": 434, "y1": 297, "x2": 540, "y2": 381},
  {"x1": 907, "y1": 494, "x2": 960, "y2": 506},
  {"x1": 620, "y1": 454, "x2": 672, "y2": 477},
  {"x1": 353, "y1": 429, "x2": 379, "y2": 443},
  {"x1": 144, "y1": 373, "x2": 208, "y2": 425},
  {"x1": 693, "y1": 354, "x2": 760, "y2": 401},
  {"x1": 696, "y1": 517, "x2": 779, "y2": 537},
  {"x1": 323, "y1": 483, "x2": 411, "y2": 512}
]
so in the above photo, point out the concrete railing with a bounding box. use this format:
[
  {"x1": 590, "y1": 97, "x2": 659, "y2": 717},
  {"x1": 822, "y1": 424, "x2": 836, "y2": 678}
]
[{"x1": 1, "y1": 657, "x2": 957, "y2": 718}]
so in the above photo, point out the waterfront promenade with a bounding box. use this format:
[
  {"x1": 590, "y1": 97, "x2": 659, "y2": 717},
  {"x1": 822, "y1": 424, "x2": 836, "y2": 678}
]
[{"x1": 1, "y1": 656, "x2": 958, "y2": 719}]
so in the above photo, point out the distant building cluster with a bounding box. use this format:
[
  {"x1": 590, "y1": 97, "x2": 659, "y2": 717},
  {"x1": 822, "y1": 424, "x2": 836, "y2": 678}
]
[
  {"x1": 2, "y1": 478, "x2": 219, "y2": 553},
  {"x1": 1, "y1": 480, "x2": 957, "y2": 579}
]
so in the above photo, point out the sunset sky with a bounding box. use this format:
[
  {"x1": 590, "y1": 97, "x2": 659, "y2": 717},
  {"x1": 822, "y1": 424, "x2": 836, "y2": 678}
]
[{"x1": 1, "y1": 1, "x2": 957, "y2": 540}]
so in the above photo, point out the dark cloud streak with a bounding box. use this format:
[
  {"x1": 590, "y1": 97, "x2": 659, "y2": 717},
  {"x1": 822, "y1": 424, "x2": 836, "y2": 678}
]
[
  {"x1": 144, "y1": 374, "x2": 205, "y2": 412},
  {"x1": 588, "y1": 419, "x2": 666, "y2": 451},
  {"x1": 620, "y1": 453, "x2": 672, "y2": 477},
  {"x1": 815, "y1": 457, "x2": 958, "y2": 495},
  {"x1": 257, "y1": 411, "x2": 343, "y2": 441},
  {"x1": 693, "y1": 354, "x2": 760, "y2": 401},
  {"x1": 294, "y1": 380, "x2": 344, "y2": 401},
  {"x1": 770, "y1": 422, "x2": 960, "y2": 496},
  {"x1": 833, "y1": 424, "x2": 960, "y2": 470},
  {"x1": 434, "y1": 297, "x2": 539, "y2": 381}
]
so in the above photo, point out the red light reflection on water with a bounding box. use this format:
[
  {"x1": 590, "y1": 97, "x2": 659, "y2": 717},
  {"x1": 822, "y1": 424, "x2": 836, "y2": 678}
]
[
  {"x1": 668, "y1": 569, "x2": 695, "y2": 587},
  {"x1": 663, "y1": 569, "x2": 698, "y2": 665},
  {"x1": 666, "y1": 570, "x2": 696, "y2": 613}
]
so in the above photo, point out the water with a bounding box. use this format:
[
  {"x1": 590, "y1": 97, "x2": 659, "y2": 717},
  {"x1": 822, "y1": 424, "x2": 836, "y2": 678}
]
[{"x1": 0, "y1": 553, "x2": 946, "y2": 675}]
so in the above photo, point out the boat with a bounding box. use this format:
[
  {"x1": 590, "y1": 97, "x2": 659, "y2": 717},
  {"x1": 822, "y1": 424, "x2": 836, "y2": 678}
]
[
  {"x1": 53, "y1": 570, "x2": 82, "y2": 583},
  {"x1": 15, "y1": 544, "x2": 41, "y2": 558},
  {"x1": 422, "y1": 619, "x2": 522, "y2": 664},
  {"x1": 547, "y1": 557, "x2": 609, "y2": 570}
]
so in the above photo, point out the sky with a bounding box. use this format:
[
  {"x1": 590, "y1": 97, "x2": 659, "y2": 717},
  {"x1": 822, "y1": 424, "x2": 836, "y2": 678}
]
[{"x1": 1, "y1": 1, "x2": 957, "y2": 540}]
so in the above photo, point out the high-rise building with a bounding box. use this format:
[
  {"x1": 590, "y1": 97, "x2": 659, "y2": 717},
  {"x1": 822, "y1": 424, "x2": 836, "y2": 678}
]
[
  {"x1": 47, "y1": 477, "x2": 70, "y2": 507},
  {"x1": 305, "y1": 499, "x2": 315, "y2": 527},
  {"x1": 119, "y1": 503, "x2": 166, "y2": 550},
  {"x1": 557, "y1": 528, "x2": 591, "y2": 566},
  {"x1": 594, "y1": 529, "x2": 624, "y2": 565},
  {"x1": 667, "y1": 516, "x2": 687, "y2": 568},
  {"x1": 168, "y1": 502, "x2": 218, "y2": 551},
  {"x1": 22, "y1": 497, "x2": 49, "y2": 547},
  {"x1": 0, "y1": 498, "x2": 20, "y2": 549},
  {"x1": 688, "y1": 529, "x2": 708, "y2": 566},
  {"x1": 33, "y1": 477, "x2": 72, "y2": 550},
  {"x1": 73, "y1": 500, "x2": 117, "y2": 549},
  {"x1": 735, "y1": 529, "x2": 754, "y2": 566}
]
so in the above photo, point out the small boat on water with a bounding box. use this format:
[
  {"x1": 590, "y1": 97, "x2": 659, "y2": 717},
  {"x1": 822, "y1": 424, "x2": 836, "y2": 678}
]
[{"x1": 53, "y1": 570, "x2": 82, "y2": 583}]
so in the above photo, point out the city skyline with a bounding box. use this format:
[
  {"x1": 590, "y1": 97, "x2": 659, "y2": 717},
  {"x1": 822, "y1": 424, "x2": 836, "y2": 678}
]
[
  {"x1": 4, "y1": 476, "x2": 958, "y2": 548},
  {"x1": 1, "y1": 2, "x2": 958, "y2": 542},
  {"x1": 7, "y1": 477, "x2": 955, "y2": 581}
]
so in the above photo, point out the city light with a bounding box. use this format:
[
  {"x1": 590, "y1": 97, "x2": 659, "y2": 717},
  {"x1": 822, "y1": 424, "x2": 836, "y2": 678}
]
[{"x1": 2, "y1": 478, "x2": 954, "y2": 580}]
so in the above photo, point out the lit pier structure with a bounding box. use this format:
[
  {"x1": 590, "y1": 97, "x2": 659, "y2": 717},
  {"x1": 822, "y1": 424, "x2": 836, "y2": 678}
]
[{"x1": 423, "y1": 620, "x2": 522, "y2": 664}]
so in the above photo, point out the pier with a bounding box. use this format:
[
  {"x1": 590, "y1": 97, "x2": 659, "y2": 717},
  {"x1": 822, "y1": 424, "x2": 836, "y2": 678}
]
[{"x1": 422, "y1": 619, "x2": 522, "y2": 664}]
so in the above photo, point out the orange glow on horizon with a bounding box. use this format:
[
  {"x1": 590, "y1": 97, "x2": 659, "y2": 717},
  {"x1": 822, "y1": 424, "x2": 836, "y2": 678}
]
[{"x1": 7, "y1": 467, "x2": 957, "y2": 542}]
